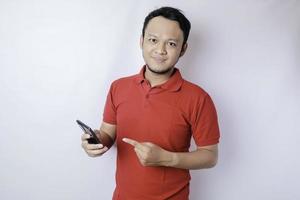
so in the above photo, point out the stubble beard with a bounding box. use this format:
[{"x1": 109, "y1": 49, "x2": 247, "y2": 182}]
[{"x1": 146, "y1": 64, "x2": 174, "y2": 75}]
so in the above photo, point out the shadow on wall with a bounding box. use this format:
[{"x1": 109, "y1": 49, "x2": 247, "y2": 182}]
[
  {"x1": 182, "y1": 23, "x2": 238, "y2": 199},
  {"x1": 179, "y1": 26, "x2": 205, "y2": 81},
  {"x1": 296, "y1": 27, "x2": 300, "y2": 76},
  {"x1": 189, "y1": 96, "x2": 237, "y2": 199}
]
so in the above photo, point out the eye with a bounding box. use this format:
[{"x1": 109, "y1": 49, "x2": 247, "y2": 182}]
[
  {"x1": 169, "y1": 42, "x2": 177, "y2": 47},
  {"x1": 148, "y1": 38, "x2": 157, "y2": 43}
]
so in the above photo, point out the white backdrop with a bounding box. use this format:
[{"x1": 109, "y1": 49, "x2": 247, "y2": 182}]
[{"x1": 1, "y1": 0, "x2": 299, "y2": 200}]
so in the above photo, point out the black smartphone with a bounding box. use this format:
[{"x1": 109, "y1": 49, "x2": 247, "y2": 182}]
[{"x1": 76, "y1": 120, "x2": 101, "y2": 144}]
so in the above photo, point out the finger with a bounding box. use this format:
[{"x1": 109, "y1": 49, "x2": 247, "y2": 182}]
[
  {"x1": 81, "y1": 142, "x2": 102, "y2": 150},
  {"x1": 123, "y1": 138, "x2": 147, "y2": 152},
  {"x1": 122, "y1": 138, "x2": 139, "y2": 147},
  {"x1": 87, "y1": 147, "x2": 107, "y2": 155},
  {"x1": 86, "y1": 143, "x2": 103, "y2": 150},
  {"x1": 81, "y1": 134, "x2": 90, "y2": 141},
  {"x1": 86, "y1": 147, "x2": 108, "y2": 157},
  {"x1": 81, "y1": 140, "x2": 88, "y2": 148}
]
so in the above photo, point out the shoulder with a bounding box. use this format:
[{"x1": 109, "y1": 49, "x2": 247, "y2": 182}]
[
  {"x1": 110, "y1": 74, "x2": 138, "y2": 93},
  {"x1": 112, "y1": 74, "x2": 138, "y2": 85},
  {"x1": 109, "y1": 74, "x2": 138, "y2": 90},
  {"x1": 181, "y1": 79, "x2": 209, "y2": 99},
  {"x1": 179, "y1": 80, "x2": 218, "y2": 120}
]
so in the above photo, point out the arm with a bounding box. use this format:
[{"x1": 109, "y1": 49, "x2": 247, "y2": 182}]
[
  {"x1": 165, "y1": 144, "x2": 218, "y2": 170},
  {"x1": 96, "y1": 121, "x2": 116, "y2": 149},
  {"x1": 123, "y1": 138, "x2": 218, "y2": 170}
]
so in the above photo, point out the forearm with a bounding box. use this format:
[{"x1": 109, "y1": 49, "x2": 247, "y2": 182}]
[
  {"x1": 95, "y1": 129, "x2": 115, "y2": 149},
  {"x1": 162, "y1": 148, "x2": 218, "y2": 170}
]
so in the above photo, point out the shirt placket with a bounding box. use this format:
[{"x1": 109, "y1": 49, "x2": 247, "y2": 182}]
[{"x1": 141, "y1": 81, "x2": 162, "y2": 108}]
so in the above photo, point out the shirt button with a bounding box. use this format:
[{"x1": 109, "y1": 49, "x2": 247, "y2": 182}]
[{"x1": 145, "y1": 94, "x2": 149, "y2": 98}]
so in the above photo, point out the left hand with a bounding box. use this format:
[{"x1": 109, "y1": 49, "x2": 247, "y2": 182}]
[{"x1": 122, "y1": 138, "x2": 172, "y2": 167}]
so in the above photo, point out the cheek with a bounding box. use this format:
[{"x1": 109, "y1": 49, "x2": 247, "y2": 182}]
[
  {"x1": 143, "y1": 46, "x2": 154, "y2": 55},
  {"x1": 168, "y1": 50, "x2": 181, "y2": 60}
]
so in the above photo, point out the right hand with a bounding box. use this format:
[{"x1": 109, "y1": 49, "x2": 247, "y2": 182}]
[{"x1": 81, "y1": 133, "x2": 109, "y2": 157}]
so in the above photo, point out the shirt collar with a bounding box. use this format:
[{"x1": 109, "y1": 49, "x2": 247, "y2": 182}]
[{"x1": 134, "y1": 65, "x2": 183, "y2": 92}]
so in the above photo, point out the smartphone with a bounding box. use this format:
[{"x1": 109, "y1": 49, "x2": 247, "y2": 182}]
[{"x1": 76, "y1": 120, "x2": 101, "y2": 144}]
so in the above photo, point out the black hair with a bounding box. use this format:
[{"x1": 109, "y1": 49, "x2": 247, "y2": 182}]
[{"x1": 142, "y1": 7, "x2": 191, "y2": 45}]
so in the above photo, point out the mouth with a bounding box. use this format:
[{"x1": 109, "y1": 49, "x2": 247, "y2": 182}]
[{"x1": 152, "y1": 56, "x2": 167, "y2": 63}]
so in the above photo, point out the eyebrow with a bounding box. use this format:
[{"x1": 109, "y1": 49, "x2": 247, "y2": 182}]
[{"x1": 146, "y1": 33, "x2": 179, "y2": 42}]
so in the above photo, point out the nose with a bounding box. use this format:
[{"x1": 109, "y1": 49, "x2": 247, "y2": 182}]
[{"x1": 155, "y1": 42, "x2": 167, "y2": 55}]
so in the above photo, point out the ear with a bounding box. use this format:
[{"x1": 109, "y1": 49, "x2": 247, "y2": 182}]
[
  {"x1": 179, "y1": 43, "x2": 188, "y2": 57},
  {"x1": 140, "y1": 35, "x2": 144, "y2": 49}
]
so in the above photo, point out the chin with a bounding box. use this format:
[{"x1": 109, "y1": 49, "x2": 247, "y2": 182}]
[{"x1": 146, "y1": 64, "x2": 173, "y2": 75}]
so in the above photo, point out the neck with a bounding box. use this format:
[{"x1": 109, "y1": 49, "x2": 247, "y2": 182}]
[{"x1": 144, "y1": 66, "x2": 174, "y2": 87}]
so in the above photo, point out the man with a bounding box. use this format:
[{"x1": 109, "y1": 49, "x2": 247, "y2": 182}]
[{"x1": 81, "y1": 6, "x2": 220, "y2": 200}]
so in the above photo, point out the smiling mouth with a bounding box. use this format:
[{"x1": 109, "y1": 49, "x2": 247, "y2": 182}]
[{"x1": 152, "y1": 57, "x2": 167, "y2": 63}]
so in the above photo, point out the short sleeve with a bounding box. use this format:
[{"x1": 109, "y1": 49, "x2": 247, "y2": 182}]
[
  {"x1": 191, "y1": 94, "x2": 220, "y2": 146},
  {"x1": 103, "y1": 83, "x2": 117, "y2": 124}
]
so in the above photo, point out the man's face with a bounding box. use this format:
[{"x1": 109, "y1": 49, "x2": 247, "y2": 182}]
[{"x1": 140, "y1": 16, "x2": 187, "y2": 74}]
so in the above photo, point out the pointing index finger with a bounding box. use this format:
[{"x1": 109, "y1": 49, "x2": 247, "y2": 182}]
[
  {"x1": 123, "y1": 138, "x2": 147, "y2": 152},
  {"x1": 122, "y1": 138, "x2": 139, "y2": 147}
]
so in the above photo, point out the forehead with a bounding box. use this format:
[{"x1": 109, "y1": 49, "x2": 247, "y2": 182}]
[{"x1": 145, "y1": 16, "x2": 183, "y2": 40}]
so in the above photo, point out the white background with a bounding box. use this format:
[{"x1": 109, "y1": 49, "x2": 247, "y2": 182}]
[{"x1": 1, "y1": 0, "x2": 299, "y2": 200}]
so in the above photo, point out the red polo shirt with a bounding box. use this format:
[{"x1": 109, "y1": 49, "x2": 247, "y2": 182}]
[{"x1": 103, "y1": 66, "x2": 220, "y2": 200}]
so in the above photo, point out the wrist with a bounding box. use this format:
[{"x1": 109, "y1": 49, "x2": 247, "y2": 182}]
[
  {"x1": 95, "y1": 129, "x2": 114, "y2": 149},
  {"x1": 162, "y1": 151, "x2": 178, "y2": 167}
]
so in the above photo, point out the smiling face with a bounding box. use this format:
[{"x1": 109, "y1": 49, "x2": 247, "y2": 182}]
[{"x1": 140, "y1": 16, "x2": 187, "y2": 75}]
